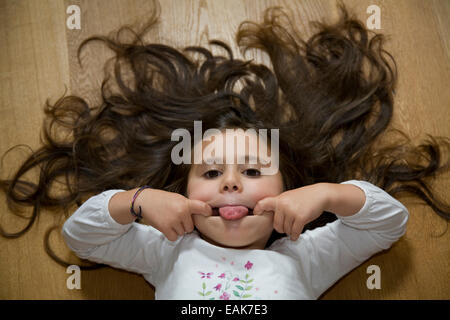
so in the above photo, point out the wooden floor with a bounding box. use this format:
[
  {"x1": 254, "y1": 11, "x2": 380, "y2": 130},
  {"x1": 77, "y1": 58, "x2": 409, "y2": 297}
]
[{"x1": 1, "y1": 0, "x2": 449, "y2": 299}]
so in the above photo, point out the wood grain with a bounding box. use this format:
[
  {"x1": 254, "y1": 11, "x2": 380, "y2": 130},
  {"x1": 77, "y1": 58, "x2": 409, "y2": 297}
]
[{"x1": 0, "y1": 0, "x2": 449, "y2": 299}]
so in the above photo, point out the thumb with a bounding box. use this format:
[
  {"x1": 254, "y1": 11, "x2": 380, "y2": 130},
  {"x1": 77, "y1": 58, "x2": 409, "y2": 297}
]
[
  {"x1": 253, "y1": 197, "x2": 277, "y2": 215},
  {"x1": 188, "y1": 199, "x2": 213, "y2": 216}
]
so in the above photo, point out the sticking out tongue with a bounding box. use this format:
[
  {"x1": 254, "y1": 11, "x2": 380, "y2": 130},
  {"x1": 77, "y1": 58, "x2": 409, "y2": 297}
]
[{"x1": 219, "y1": 206, "x2": 249, "y2": 220}]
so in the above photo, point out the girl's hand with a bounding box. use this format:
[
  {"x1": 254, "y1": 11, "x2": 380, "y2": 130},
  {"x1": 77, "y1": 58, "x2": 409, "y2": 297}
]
[
  {"x1": 135, "y1": 189, "x2": 212, "y2": 241},
  {"x1": 253, "y1": 183, "x2": 331, "y2": 241}
]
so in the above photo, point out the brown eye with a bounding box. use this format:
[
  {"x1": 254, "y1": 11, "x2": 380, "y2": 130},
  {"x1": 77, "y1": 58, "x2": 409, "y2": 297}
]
[
  {"x1": 243, "y1": 169, "x2": 261, "y2": 177},
  {"x1": 204, "y1": 170, "x2": 222, "y2": 179}
]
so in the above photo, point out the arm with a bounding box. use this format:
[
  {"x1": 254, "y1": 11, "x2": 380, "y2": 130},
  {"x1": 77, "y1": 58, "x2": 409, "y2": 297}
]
[
  {"x1": 61, "y1": 189, "x2": 167, "y2": 280},
  {"x1": 323, "y1": 182, "x2": 367, "y2": 217},
  {"x1": 326, "y1": 180, "x2": 409, "y2": 242},
  {"x1": 270, "y1": 180, "x2": 409, "y2": 298},
  {"x1": 108, "y1": 188, "x2": 141, "y2": 225}
]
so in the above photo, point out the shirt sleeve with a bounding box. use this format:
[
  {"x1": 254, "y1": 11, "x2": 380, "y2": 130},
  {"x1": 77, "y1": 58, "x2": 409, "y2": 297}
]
[
  {"x1": 269, "y1": 180, "x2": 409, "y2": 299},
  {"x1": 61, "y1": 189, "x2": 168, "y2": 283}
]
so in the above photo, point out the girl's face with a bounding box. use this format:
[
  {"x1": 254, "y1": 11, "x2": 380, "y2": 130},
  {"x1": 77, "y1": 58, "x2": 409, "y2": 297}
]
[{"x1": 186, "y1": 130, "x2": 284, "y2": 249}]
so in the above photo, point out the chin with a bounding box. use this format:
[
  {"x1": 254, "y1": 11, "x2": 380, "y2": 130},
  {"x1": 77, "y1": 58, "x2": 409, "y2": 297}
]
[
  {"x1": 193, "y1": 215, "x2": 273, "y2": 249},
  {"x1": 209, "y1": 233, "x2": 256, "y2": 249}
]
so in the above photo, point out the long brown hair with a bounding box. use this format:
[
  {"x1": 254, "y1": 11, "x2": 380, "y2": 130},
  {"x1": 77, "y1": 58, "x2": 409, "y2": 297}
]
[{"x1": 1, "y1": 1, "x2": 449, "y2": 270}]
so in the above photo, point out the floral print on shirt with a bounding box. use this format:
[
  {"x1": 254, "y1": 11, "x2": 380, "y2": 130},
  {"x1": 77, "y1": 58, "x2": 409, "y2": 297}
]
[{"x1": 197, "y1": 258, "x2": 258, "y2": 300}]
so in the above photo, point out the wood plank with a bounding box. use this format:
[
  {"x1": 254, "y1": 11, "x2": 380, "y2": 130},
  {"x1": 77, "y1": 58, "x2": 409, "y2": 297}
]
[{"x1": 1, "y1": 0, "x2": 448, "y2": 299}]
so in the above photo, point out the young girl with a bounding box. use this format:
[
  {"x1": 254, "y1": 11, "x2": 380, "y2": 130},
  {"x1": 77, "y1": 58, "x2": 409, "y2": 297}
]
[
  {"x1": 1, "y1": 1, "x2": 449, "y2": 298},
  {"x1": 61, "y1": 128, "x2": 409, "y2": 299}
]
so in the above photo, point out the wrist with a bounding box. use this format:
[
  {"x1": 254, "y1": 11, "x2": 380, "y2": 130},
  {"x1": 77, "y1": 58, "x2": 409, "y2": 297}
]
[
  {"x1": 323, "y1": 182, "x2": 366, "y2": 217},
  {"x1": 109, "y1": 188, "x2": 141, "y2": 225},
  {"x1": 130, "y1": 186, "x2": 152, "y2": 220},
  {"x1": 319, "y1": 183, "x2": 335, "y2": 213},
  {"x1": 132, "y1": 187, "x2": 152, "y2": 219}
]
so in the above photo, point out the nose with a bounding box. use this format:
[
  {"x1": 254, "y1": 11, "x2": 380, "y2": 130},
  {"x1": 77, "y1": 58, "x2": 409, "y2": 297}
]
[{"x1": 220, "y1": 170, "x2": 242, "y2": 193}]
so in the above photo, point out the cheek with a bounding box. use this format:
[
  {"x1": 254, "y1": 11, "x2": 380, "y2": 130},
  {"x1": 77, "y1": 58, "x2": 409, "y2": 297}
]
[
  {"x1": 246, "y1": 178, "x2": 283, "y2": 199},
  {"x1": 187, "y1": 179, "x2": 216, "y2": 201}
]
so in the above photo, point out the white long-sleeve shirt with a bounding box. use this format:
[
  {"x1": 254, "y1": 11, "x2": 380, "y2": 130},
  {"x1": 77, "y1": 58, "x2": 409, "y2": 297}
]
[{"x1": 61, "y1": 180, "x2": 408, "y2": 299}]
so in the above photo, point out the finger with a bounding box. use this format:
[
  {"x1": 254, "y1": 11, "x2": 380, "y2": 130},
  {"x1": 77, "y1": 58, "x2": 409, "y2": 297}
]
[
  {"x1": 290, "y1": 219, "x2": 304, "y2": 241},
  {"x1": 188, "y1": 200, "x2": 213, "y2": 216},
  {"x1": 283, "y1": 214, "x2": 295, "y2": 237},
  {"x1": 173, "y1": 223, "x2": 185, "y2": 237},
  {"x1": 164, "y1": 229, "x2": 179, "y2": 242},
  {"x1": 253, "y1": 197, "x2": 277, "y2": 215},
  {"x1": 273, "y1": 209, "x2": 285, "y2": 234},
  {"x1": 182, "y1": 215, "x2": 195, "y2": 233}
]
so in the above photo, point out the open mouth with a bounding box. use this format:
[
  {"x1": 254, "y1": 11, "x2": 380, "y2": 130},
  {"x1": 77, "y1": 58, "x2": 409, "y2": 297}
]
[{"x1": 212, "y1": 206, "x2": 254, "y2": 218}]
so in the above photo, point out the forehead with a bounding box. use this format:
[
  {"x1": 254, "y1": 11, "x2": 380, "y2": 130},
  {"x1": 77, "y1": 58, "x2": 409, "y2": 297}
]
[{"x1": 192, "y1": 129, "x2": 271, "y2": 163}]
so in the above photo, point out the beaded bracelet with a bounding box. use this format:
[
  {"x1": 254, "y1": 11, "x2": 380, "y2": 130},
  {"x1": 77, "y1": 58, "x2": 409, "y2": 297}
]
[{"x1": 130, "y1": 185, "x2": 151, "y2": 221}]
